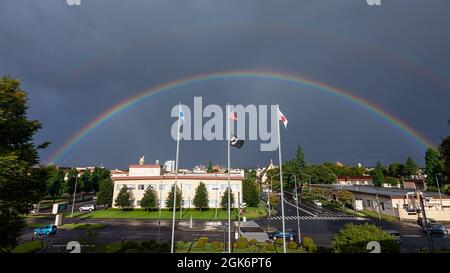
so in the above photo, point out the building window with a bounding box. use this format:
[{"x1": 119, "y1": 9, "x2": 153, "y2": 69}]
[
  {"x1": 159, "y1": 184, "x2": 166, "y2": 191},
  {"x1": 137, "y1": 200, "x2": 141, "y2": 206},
  {"x1": 183, "y1": 184, "x2": 192, "y2": 192},
  {"x1": 138, "y1": 184, "x2": 145, "y2": 190},
  {"x1": 380, "y1": 202, "x2": 385, "y2": 210},
  {"x1": 116, "y1": 184, "x2": 122, "y2": 190},
  {"x1": 367, "y1": 200, "x2": 371, "y2": 207}
]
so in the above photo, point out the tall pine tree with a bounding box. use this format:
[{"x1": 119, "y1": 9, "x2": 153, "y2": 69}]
[
  {"x1": 165, "y1": 185, "x2": 182, "y2": 209},
  {"x1": 220, "y1": 188, "x2": 235, "y2": 209},
  {"x1": 140, "y1": 185, "x2": 158, "y2": 211},
  {"x1": 193, "y1": 182, "x2": 209, "y2": 210}
]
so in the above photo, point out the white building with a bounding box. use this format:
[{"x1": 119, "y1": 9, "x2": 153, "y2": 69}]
[
  {"x1": 112, "y1": 163, "x2": 244, "y2": 209},
  {"x1": 164, "y1": 160, "x2": 175, "y2": 173}
]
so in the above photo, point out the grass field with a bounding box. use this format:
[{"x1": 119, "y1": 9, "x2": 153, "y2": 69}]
[
  {"x1": 59, "y1": 223, "x2": 106, "y2": 230},
  {"x1": 360, "y1": 209, "x2": 398, "y2": 222},
  {"x1": 76, "y1": 206, "x2": 267, "y2": 220},
  {"x1": 11, "y1": 240, "x2": 46, "y2": 253},
  {"x1": 175, "y1": 241, "x2": 306, "y2": 253}
]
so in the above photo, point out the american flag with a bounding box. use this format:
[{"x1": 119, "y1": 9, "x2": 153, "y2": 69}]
[{"x1": 229, "y1": 111, "x2": 238, "y2": 120}]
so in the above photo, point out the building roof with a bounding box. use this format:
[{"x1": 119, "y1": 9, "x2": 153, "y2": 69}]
[
  {"x1": 312, "y1": 184, "x2": 449, "y2": 199},
  {"x1": 113, "y1": 174, "x2": 245, "y2": 181},
  {"x1": 129, "y1": 164, "x2": 162, "y2": 168}
]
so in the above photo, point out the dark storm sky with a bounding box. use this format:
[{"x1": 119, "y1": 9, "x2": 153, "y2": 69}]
[{"x1": 1, "y1": 0, "x2": 449, "y2": 169}]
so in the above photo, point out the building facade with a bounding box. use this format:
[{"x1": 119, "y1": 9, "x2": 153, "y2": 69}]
[
  {"x1": 336, "y1": 175, "x2": 373, "y2": 186},
  {"x1": 112, "y1": 164, "x2": 244, "y2": 209}
]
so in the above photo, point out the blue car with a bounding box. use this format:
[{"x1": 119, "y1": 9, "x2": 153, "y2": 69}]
[
  {"x1": 269, "y1": 229, "x2": 296, "y2": 241},
  {"x1": 34, "y1": 225, "x2": 57, "y2": 236}
]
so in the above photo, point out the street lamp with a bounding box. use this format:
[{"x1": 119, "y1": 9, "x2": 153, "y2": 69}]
[
  {"x1": 435, "y1": 174, "x2": 444, "y2": 210},
  {"x1": 70, "y1": 170, "x2": 78, "y2": 218}
]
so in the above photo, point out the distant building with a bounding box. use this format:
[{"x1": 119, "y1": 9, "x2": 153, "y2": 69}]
[
  {"x1": 403, "y1": 179, "x2": 427, "y2": 191},
  {"x1": 112, "y1": 162, "x2": 244, "y2": 209},
  {"x1": 164, "y1": 160, "x2": 175, "y2": 173},
  {"x1": 312, "y1": 184, "x2": 450, "y2": 222},
  {"x1": 336, "y1": 175, "x2": 373, "y2": 186}
]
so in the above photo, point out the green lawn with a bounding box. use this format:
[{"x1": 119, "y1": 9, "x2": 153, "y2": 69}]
[
  {"x1": 59, "y1": 223, "x2": 106, "y2": 230},
  {"x1": 75, "y1": 206, "x2": 267, "y2": 220},
  {"x1": 103, "y1": 242, "x2": 123, "y2": 253},
  {"x1": 360, "y1": 209, "x2": 398, "y2": 222},
  {"x1": 11, "y1": 240, "x2": 46, "y2": 253}
]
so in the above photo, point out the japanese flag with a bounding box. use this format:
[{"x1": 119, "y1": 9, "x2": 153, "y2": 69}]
[{"x1": 278, "y1": 107, "x2": 288, "y2": 128}]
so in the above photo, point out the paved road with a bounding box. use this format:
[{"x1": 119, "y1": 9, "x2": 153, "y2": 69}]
[
  {"x1": 257, "y1": 195, "x2": 450, "y2": 252},
  {"x1": 23, "y1": 219, "x2": 228, "y2": 253}
]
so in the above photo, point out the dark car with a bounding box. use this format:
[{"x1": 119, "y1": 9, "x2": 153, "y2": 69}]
[
  {"x1": 422, "y1": 223, "x2": 448, "y2": 235},
  {"x1": 268, "y1": 229, "x2": 296, "y2": 241}
]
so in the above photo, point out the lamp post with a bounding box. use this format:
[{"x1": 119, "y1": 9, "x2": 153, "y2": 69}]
[
  {"x1": 70, "y1": 170, "x2": 78, "y2": 218},
  {"x1": 293, "y1": 175, "x2": 302, "y2": 244},
  {"x1": 435, "y1": 174, "x2": 444, "y2": 210}
]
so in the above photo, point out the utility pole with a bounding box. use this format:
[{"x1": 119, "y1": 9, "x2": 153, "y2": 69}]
[
  {"x1": 435, "y1": 174, "x2": 444, "y2": 210},
  {"x1": 418, "y1": 190, "x2": 434, "y2": 252},
  {"x1": 70, "y1": 171, "x2": 78, "y2": 218},
  {"x1": 237, "y1": 191, "x2": 241, "y2": 239},
  {"x1": 375, "y1": 193, "x2": 382, "y2": 229},
  {"x1": 293, "y1": 175, "x2": 302, "y2": 244}
]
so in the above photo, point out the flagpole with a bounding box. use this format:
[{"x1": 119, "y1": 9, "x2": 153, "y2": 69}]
[
  {"x1": 277, "y1": 104, "x2": 287, "y2": 253},
  {"x1": 227, "y1": 103, "x2": 231, "y2": 253},
  {"x1": 170, "y1": 102, "x2": 182, "y2": 253}
]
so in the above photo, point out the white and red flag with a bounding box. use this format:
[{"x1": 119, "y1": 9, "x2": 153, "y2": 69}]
[
  {"x1": 229, "y1": 111, "x2": 238, "y2": 121},
  {"x1": 277, "y1": 107, "x2": 288, "y2": 128}
]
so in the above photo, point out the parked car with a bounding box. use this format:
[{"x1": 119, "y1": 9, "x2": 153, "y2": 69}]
[
  {"x1": 34, "y1": 225, "x2": 57, "y2": 236},
  {"x1": 383, "y1": 230, "x2": 401, "y2": 244},
  {"x1": 312, "y1": 200, "x2": 322, "y2": 207},
  {"x1": 417, "y1": 217, "x2": 436, "y2": 227},
  {"x1": 422, "y1": 223, "x2": 448, "y2": 235},
  {"x1": 268, "y1": 229, "x2": 296, "y2": 241},
  {"x1": 79, "y1": 204, "x2": 95, "y2": 212}
]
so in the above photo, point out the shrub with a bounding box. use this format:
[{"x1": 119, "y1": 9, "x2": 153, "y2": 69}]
[
  {"x1": 265, "y1": 243, "x2": 275, "y2": 252},
  {"x1": 232, "y1": 242, "x2": 238, "y2": 249},
  {"x1": 302, "y1": 237, "x2": 317, "y2": 253},
  {"x1": 198, "y1": 237, "x2": 209, "y2": 244},
  {"x1": 196, "y1": 241, "x2": 206, "y2": 249},
  {"x1": 121, "y1": 241, "x2": 140, "y2": 252},
  {"x1": 288, "y1": 241, "x2": 298, "y2": 249},
  {"x1": 332, "y1": 223, "x2": 400, "y2": 253},
  {"x1": 211, "y1": 241, "x2": 221, "y2": 249},
  {"x1": 237, "y1": 240, "x2": 249, "y2": 249},
  {"x1": 275, "y1": 238, "x2": 283, "y2": 246},
  {"x1": 249, "y1": 239, "x2": 258, "y2": 246}
]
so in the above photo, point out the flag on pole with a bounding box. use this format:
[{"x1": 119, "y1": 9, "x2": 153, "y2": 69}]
[
  {"x1": 277, "y1": 107, "x2": 288, "y2": 128},
  {"x1": 229, "y1": 111, "x2": 238, "y2": 121},
  {"x1": 230, "y1": 135, "x2": 244, "y2": 149},
  {"x1": 179, "y1": 105, "x2": 185, "y2": 122}
]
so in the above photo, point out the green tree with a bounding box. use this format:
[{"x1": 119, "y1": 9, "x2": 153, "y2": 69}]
[
  {"x1": 207, "y1": 161, "x2": 213, "y2": 173},
  {"x1": 114, "y1": 187, "x2": 132, "y2": 210},
  {"x1": 220, "y1": 188, "x2": 235, "y2": 209},
  {"x1": 47, "y1": 168, "x2": 65, "y2": 202},
  {"x1": 294, "y1": 145, "x2": 307, "y2": 176},
  {"x1": 425, "y1": 148, "x2": 443, "y2": 186},
  {"x1": 0, "y1": 76, "x2": 49, "y2": 251},
  {"x1": 193, "y1": 182, "x2": 209, "y2": 210},
  {"x1": 332, "y1": 223, "x2": 400, "y2": 253},
  {"x1": 90, "y1": 167, "x2": 107, "y2": 193},
  {"x1": 387, "y1": 163, "x2": 404, "y2": 177},
  {"x1": 79, "y1": 171, "x2": 92, "y2": 193},
  {"x1": 385, "y1": 177, "x2": 399, "y2": 187},
  {"x1": 96, "y1": 177, "x2": 114, "y2": 208},
  {"x1": 336, "y1": 190, "x2": 353, "y2": 207},
  {"x1": 439, "y1": 119, "x2": 450, "y2": 178},
  {"x1": 242, "y1": 179, "x2": 259, "y2": 207},
  {"x1": 404, "y1": 157, "x2": 418, "y2": 176},
  {"x1": 140, "y1": 185, "x2": 158, "y2": 211},
  {"x1": 166, "y1": 185, "x2": 182, "y2": 209},
  {"x1": 372, "y1": 162, "x2": 385, "y2": 186},
  {"x1": 65, "y1": 168, "x2": 79, "y2": 196}
]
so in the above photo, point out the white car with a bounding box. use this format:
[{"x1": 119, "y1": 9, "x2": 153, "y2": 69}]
[
  {"x1": 313, "y1": 200, "x2": 322, "y2": 207},
  {"x1": 79, "y1": 204, "x2": 95, "y2": 212}
]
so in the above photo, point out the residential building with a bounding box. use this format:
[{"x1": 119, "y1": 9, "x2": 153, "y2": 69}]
[{"x1": 336, "y1": 175, "x2": 373, "y2": 186}]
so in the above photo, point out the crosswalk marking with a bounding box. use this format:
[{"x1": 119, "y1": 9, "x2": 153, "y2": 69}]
[{"x1": 267, "y1": 215, "x2": 367, "y2": 221}]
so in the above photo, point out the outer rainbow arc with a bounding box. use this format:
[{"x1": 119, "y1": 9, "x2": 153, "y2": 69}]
[{"x1": 47, "y1": 70, "x2": 435, "y2": 164}]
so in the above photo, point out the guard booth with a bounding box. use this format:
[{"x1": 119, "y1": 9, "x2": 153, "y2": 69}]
[{"x1": 52, "y1": 202, "x2": 68, "y2": 226}]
